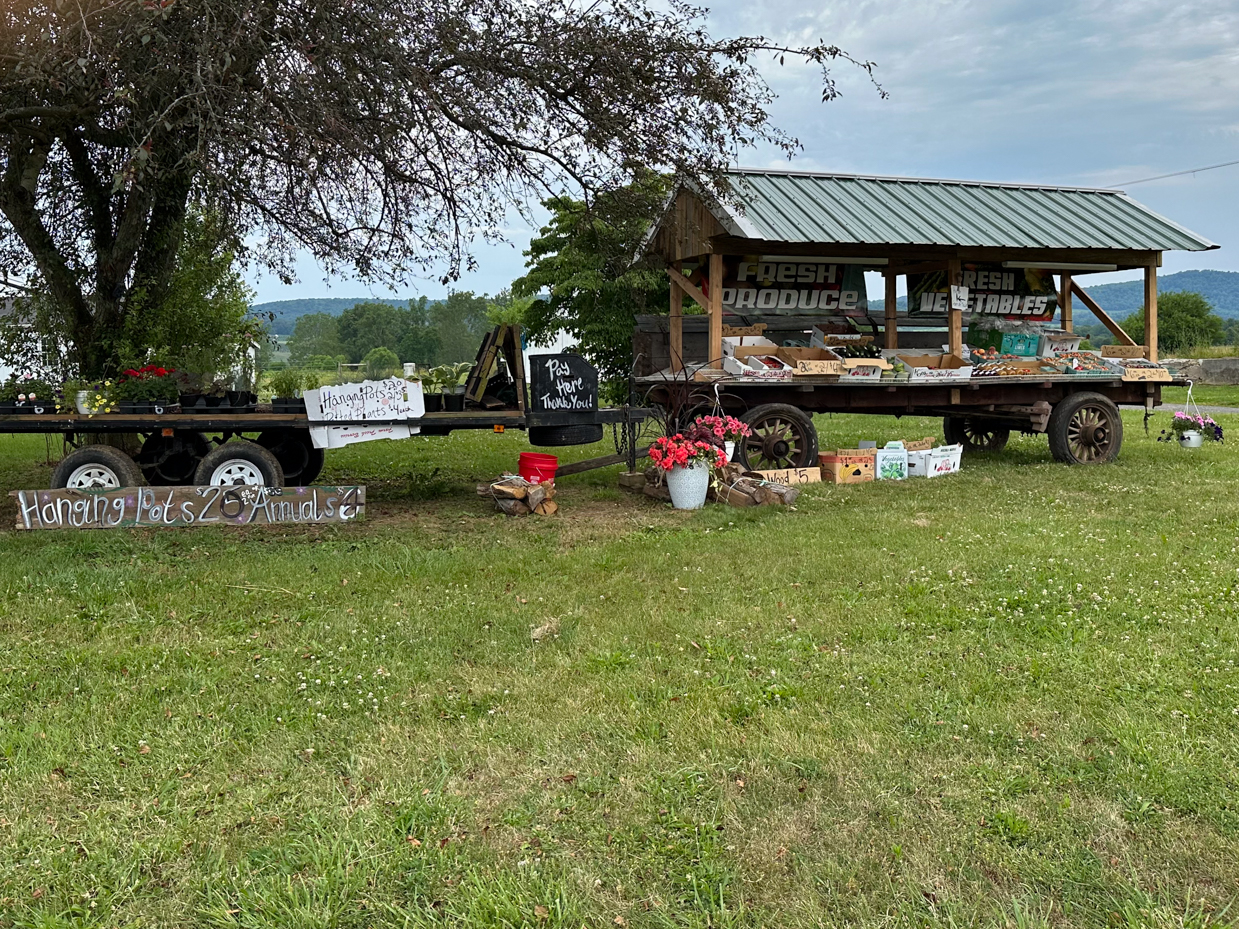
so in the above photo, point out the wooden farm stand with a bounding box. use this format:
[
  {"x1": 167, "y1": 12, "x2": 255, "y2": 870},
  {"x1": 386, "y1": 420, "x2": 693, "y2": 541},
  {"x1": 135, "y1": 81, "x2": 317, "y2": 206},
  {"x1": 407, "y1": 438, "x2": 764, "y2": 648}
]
[{"x1": 637, "y1": 170, "x2": 1217, "y2": 467}]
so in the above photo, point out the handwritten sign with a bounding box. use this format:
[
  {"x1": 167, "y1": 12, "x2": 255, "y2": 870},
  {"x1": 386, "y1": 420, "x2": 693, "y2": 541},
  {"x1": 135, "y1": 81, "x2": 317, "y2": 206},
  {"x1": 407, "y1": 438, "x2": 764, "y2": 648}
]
[
  {"x1": 949, "y1": 285, "x2": 969, "y2": 312},
  {"x1": 744, "y1": 467, "x2": 821, "y2": 486},
  {"x1": 10, "y1": 485, "x2": 364, "y2": 531},
  {"x1": 529, "y1": 354, "x2": 598, "y2": 413},
  {"x1": 304, "y1": 378, "x2": 424, "y2": 422}
]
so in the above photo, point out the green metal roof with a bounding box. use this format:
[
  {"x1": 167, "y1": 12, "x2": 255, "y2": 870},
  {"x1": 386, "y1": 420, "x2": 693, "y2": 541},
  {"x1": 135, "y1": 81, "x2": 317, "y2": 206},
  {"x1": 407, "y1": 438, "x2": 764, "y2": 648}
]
[{"x1": 714, "y1": 170, "x2": 1217, "y2": 252}]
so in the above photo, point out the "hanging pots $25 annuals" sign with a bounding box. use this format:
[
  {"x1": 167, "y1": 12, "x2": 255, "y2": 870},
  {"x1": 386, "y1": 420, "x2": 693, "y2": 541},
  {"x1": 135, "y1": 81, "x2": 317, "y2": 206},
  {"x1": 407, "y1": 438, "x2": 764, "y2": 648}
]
[{"x1": 10, "y1": 485, "x2": 364, "y2": 530}]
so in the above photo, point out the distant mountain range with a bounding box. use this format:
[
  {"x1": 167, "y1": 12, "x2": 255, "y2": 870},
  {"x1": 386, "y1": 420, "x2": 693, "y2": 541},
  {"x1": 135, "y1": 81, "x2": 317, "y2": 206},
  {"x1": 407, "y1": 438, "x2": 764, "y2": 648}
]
[
  {"x1": 871, "y1": 269, "x2": 1239, "y2": 319},
  {"x1": 250, "y1": 296, "x2": 440, "y2": 335}
]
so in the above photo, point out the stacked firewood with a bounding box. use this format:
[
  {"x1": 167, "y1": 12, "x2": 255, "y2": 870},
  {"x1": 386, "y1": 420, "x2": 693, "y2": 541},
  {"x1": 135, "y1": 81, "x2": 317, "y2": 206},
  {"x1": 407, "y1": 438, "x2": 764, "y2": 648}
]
[{"x1": 476, "y1": 476, "x2": 558, "y2": 516}]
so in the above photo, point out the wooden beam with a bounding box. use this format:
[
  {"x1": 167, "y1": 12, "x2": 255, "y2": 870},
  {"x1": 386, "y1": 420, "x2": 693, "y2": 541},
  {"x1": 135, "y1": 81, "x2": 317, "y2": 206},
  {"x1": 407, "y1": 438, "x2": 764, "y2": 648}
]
[
  {"x1": 884, "y1": 271, "x2": 898, "y2": 350},
  {"x1": 1059, "y1": 273, "x2": 1073, "y2": 333},
  {"x1": 705, "y1": 236, "x2": 1162, "y2": 271},
  {"x1": 708, "y1": 253, "x2": 723, "y2": 369},
  {"x1": 669, "y1": 262, "x2": 684, "y2": 373},
  {"x1": 947, "y1": 259, "x2": 963, "y2": 357},
  {"x1": 1144, "y1": 265, "x2": 1158, "y2": 363},
  {"x1": 1070, "y1": 280, "x2": 1137, "y2": 346},
  {"x1": 666, "y1": 265, "x2": 708, "y2": 310}
]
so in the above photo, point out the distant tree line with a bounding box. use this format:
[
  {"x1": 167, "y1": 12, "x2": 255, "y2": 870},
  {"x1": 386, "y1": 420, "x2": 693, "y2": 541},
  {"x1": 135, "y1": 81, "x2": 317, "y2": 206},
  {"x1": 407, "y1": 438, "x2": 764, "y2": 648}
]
[
  {"x1": 286, "y1": 291, "x2": 530, "y2": 369},
  {"x1": 1077, "y1": 292, "x2": 1238, "y2": 353}
]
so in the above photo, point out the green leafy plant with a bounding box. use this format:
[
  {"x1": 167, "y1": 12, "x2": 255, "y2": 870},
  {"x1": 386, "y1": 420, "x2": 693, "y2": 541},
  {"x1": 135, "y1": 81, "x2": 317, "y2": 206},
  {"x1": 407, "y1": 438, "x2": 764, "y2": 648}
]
[{"x1": 269, "y1": 368, "x2": 304, "y2": 399}]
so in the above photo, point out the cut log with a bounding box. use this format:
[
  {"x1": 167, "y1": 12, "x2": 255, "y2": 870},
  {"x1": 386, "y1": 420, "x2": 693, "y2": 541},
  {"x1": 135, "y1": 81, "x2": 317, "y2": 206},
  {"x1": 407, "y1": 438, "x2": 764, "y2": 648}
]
[
  {"x1": 643, "y1": 483, "x2": 672, "y2": 502},
  {"x1": 526, "y1": 483, "x2": 548, "y2": 511},
  {"x1": 491, "y1": 478, "x2": 529, "y2": 500},
  {"x1": 495, "y1": 498, "x2": 531, "y2": 516},
  {"x1": 618, "y1": 471, "x2": 647, "y2": 491},
  {"x1": 533, "y1": 500, "x2": 558, "y2": 516}
]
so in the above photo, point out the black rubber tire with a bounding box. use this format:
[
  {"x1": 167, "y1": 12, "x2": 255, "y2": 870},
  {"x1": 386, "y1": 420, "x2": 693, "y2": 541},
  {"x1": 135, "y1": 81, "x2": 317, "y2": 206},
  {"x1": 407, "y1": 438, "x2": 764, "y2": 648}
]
[
  {"x1": 528, "y1": 423, "x2": 604, "y2": 447},
  {"x1": 51, "y1": 445, "x2": 144, "y2": 490},
  {"x1": 943, "y1": 415, "x2": 1011, "y2": 453},
  {"x1": 737, "y1": 403, "x2": 819, "y2": 470},
  {"x1": 257, "y1": 430, "x2": 325, "y2": 485},
  {"x1": 139, "y1": 431, "x2": 209, "y2": 485},
  {"x1": 1047, "y1": 392, "x2": 1123, "y2": 464},
  {"x1": 193, "y1": 440, "x2": 285, "y2": 486}
]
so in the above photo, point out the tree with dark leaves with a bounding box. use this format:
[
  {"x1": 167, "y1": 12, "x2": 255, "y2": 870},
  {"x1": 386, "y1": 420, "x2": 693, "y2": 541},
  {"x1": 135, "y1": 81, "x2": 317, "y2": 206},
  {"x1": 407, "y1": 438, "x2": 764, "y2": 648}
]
[{"x1": 0, "y1": 0, "x2": 880, "y2": 376}]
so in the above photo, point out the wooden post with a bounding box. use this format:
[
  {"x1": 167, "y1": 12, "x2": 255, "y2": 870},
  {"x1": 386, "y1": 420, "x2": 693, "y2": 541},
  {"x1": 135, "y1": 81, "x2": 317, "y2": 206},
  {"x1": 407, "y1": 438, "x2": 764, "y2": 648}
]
[
  {"x1": 1059, "y1": 273, "x2": 1073, "y2": 334},
  {"x1": 947, "y1": 259, "x2": 963, "y2": 357},
  {"x1": 708, "y1": 253, "x2": 723, "y2": 369},
  {"x1": 669, "y1": 261, "x2": 684, "y2": 373},
  {"x1": 1144, "y1": 264, "x2": 1158, "y2": 363},
  {"x1": 884, "y1": 271, "x2": 898, "y2": 350}
]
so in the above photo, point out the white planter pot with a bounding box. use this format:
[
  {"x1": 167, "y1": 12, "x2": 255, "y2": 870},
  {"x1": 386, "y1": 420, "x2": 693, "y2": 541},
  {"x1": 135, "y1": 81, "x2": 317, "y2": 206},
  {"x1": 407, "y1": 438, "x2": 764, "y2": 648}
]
[
  {"x1": 75, "y1": 390, "x2": 91, "y2": 414},
  {"x1": 665, "y1": 462, "x2": 710, "y2": 510},
  {"x1": 1179, "y1": 430, "x2": 1203, "y2": 448},
  {"x1": 724, "y1": 441, "x2": 736, "y2": 461}
]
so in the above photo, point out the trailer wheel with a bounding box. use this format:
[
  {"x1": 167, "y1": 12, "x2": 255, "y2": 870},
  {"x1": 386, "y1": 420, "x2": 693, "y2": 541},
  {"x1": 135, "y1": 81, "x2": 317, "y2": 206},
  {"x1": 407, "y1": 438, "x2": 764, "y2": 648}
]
[
  {"x1": 528, "y1": 424, "x2": 604, "y2": 447},
  {"x1": 194, "y1": 441, "x2": 285, "y2": 487},
  {"x1": 738, "y1": 404, "x2": 819, "y2": 470},
  {"x1": 257, "y1": 430, "x2": 325, "y2": 485},
  {"x1": 943, "y1": 415, "x2": 1010, "y2": 453},
  {"x1": 139, "y1": 431, "x2": 209, "y2": 485},
  {"x1": 1047, "y1": 392, "x2": 1123, "y2": 464},
  {"x1": 51, "y1": 445, "x2": 144, "y2": 490}
]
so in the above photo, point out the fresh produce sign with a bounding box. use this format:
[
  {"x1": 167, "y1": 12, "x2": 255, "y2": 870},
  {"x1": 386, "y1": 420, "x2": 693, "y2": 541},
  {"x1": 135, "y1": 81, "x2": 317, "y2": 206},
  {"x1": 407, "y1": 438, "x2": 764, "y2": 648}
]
[
  {"x1": 688, "y1": 256, "x2": 870, "y2": 317},
  {"x1": 908, "y1": 264, "x2": 1057, "y2": 320}
]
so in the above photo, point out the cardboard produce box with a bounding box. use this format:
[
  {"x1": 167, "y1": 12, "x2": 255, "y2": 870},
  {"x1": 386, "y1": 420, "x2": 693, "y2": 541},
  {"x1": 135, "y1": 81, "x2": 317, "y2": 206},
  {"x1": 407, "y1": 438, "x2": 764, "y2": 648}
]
[
  {"x1": 897, "y1": 353, "x2": 974, "y2": 382},
  {"x1": 722, "y1": 348, "x2": 794, "y2": 379},
  {"x1": 926, "y1": 443, "x2": 963, "y2": 477},
  {"x1": 874, "y1": 442, "x2": 908, "y2": 480},
  {"x1": 721, "y1": 335, "x2": 777, "y2": 357},
  {"x1": 776, "y1": 346, "x2": 845, "y2": 376},
  {"x1": 818, "y1": 449, "x2": 875, "y2": 484},
  {"x1": 839, "y1": 356, "x2": 894, "y2": 383}
]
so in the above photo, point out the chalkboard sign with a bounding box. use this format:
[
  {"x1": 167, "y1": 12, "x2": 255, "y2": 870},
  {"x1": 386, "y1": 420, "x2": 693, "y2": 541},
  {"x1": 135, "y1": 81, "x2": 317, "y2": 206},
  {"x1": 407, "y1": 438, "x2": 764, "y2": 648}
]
[{"x1": 529, "y1": 354, "x2": 598, "y2": 413}]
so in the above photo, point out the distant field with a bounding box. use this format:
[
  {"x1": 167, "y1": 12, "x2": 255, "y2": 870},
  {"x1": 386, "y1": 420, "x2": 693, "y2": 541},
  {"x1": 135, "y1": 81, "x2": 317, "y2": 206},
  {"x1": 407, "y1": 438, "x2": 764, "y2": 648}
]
[{"x1": 1, "y1": 410, "x2": 1237, "y2": 928}]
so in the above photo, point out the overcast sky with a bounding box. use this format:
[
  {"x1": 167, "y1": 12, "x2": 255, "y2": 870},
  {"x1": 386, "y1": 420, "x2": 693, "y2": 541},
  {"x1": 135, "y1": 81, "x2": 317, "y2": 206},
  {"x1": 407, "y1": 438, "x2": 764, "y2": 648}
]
[{"x1": 246, "y1": 0, "x2": 1239, "y2": 304}]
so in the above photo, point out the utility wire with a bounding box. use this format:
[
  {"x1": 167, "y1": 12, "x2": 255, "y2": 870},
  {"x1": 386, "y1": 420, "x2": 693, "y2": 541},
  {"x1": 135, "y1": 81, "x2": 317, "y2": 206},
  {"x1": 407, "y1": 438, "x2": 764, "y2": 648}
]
[{"x1": 1113, "y1": 158, "x2": 1239, "y2": 188}]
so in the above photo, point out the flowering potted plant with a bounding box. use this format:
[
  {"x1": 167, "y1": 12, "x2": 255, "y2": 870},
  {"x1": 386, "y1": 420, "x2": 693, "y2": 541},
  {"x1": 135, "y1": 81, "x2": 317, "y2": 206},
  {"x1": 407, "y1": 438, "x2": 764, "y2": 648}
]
[
  {"x1": 115, "y1": 366, "x2": 180, "y2": 413},
  {"x1": 648, "y1": 430, "x2": 729, "y2": 509},
  {"x1": 694, "y1": 414, "x2": 752, "y2": 461},
  {"x1": 1158, "y1": 410, "x2": 1223, "y2": 448}
]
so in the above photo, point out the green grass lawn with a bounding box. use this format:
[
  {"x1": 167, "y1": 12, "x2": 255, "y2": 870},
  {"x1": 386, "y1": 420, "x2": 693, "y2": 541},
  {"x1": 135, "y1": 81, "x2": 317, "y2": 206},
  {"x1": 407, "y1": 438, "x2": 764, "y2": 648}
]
[{"x1": 1, "y1": 408, "x2": 1238, "y2": 928}]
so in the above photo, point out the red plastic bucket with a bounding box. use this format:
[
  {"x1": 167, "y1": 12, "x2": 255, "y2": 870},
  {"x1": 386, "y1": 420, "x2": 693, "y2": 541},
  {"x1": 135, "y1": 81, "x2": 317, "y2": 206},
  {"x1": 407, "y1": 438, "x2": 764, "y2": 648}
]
[{"x1": 518, "y1": 452, "x2": 558, "y2": 484}]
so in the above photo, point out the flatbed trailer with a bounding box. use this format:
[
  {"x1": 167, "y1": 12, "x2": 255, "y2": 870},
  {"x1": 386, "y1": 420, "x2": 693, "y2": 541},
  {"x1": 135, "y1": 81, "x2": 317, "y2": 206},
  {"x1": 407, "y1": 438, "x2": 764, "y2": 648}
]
[
  {"x1": 1, "y1": 336, "x2": 649, "y2": 492},
  {"x1": 635, "y1": 367, "x2": 1178, "y2": 468}
]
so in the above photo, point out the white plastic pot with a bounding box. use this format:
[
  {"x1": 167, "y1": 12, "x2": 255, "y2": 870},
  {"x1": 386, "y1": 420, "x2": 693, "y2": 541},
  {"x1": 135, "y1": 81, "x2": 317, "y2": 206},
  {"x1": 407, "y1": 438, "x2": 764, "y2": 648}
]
[
  {"x1": 665, "y1": 462, "x2": 710, "y2": 510},
  {"x1": 1179, "y1": 430, "x2": 1204, "y2": 448},
  {"x1": 75, "y1": 390, "x2": 91, "y2": 414},
  {"x1": 724, "y1": 441, "x2": 736, "y2": 461}
]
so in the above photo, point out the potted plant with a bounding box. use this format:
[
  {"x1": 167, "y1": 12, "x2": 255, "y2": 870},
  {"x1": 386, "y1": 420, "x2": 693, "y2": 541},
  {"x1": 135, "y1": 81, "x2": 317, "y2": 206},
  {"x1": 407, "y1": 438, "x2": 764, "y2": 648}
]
[
  {"x1": 694, "y1": 414, "x2": 752, "y2": 461},
  {"x1": 442, "y1": 363, "x2": 472, "y2": 412},
  {"x1": 269, "y1": 368, "x2": 305, "y2": 413},
  {"x1": 648, "y1": 429, "x2": 728, "y2": 510},
  {"x1": 115, "y1": 366, "x2": 179, "y2": 413},
  {"x1": 1158, "y1": 410, "x2": 1223, "y2": 448},
  {"x1": 420, "y1": 367, "x2": 444, "y2": 412},
  {"x1": 5, "y1": 376, "x2": 57, "y2": 414}
]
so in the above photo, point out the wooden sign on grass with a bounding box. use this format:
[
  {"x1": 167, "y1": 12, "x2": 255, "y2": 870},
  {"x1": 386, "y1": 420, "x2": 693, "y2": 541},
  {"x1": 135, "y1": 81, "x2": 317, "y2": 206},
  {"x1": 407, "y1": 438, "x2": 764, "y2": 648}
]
[{"x1": 11, "y1": 485, "x2": 364, "y2": 530}]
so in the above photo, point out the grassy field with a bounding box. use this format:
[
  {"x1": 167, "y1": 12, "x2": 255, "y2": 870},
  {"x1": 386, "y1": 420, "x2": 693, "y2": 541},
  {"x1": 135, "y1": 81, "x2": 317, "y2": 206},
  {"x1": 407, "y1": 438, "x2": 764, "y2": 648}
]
[{"x1": 1, "y1": 405, "x2": 1238, "y2": 928}]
